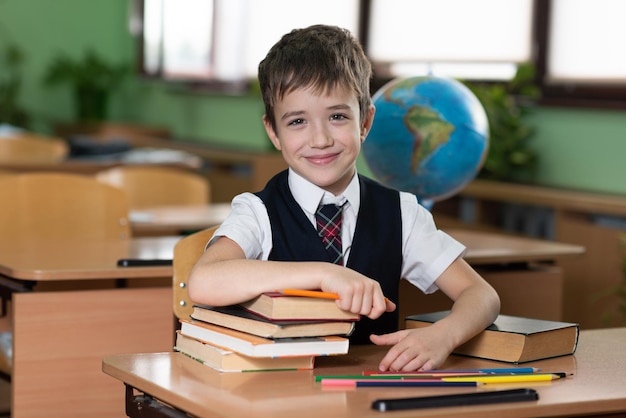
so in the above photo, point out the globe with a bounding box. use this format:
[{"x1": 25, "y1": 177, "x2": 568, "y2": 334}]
[{"x1": 363, "y1": 75, "x2": 489, "y2": 208}]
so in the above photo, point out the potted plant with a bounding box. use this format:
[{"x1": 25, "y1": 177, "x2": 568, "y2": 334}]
[
  {"x1": 42, "y1": 49, "x2": 128, "y2": 122},
  {"x1": 0, "y1": 43, "x2": 30, "y2": 128},
  {"x1": 464, "y1": 64, "x2": 540, "y2": 183}
]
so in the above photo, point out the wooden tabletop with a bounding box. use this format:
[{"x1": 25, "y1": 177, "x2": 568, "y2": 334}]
[
  {"x1": 447, "y1": 229, "x2": 585, "y2": 265},
  {"x1": 130, "y1": 203, "x2": 232, "y2": 234},
  {"x1": 0, "y1": 236, "x2": 180, "y2": 280},
  {"x1": 103, "y1": 328, "x2": 626, "y2": 418}
]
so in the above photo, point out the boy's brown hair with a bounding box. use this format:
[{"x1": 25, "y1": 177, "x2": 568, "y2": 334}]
[{"x1": 258, "y1": 24, "x2": 372, "y2": 131}]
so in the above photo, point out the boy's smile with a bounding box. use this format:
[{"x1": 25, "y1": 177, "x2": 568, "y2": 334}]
[{"x1": 264, "y1": 85, "x2": 375, "y2": 196}]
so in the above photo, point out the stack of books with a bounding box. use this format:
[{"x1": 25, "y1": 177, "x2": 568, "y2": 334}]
[{"x1": 175, "y1": 291, "x2": 359, "y2": 372}]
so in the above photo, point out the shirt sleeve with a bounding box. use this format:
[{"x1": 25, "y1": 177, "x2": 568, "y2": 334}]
[
  {"x1": 399, "y1": 191, "x2": 466, "y2": 294},
  {"x1": 209, "y1": 192, "x2": 272, "y2": 260}
]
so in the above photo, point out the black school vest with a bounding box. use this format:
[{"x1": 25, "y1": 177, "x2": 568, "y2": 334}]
[{"x1": 255, "y1": 170, "x2": 402, "y2": 344}]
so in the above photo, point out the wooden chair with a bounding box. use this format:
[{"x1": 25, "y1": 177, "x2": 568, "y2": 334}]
[
  {"x1": 173, "y1": 226, "x2": 217, "y2": 322},
  {"x1": 0, "y1": 172, "x2": 130, "y2": 241},
  {"x1": 0, "y1": 172, "x2": 131, "y2": 386},
  {"x1": 0, "y1": 134, "x2": 69, "y2": 164},
  {"x1": 95, "y1": 165, "x2": 210, "y2": 210}
]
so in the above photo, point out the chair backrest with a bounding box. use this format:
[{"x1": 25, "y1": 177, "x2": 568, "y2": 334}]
[
  {"x1": 0, "y1": 172, "x2": 131, "y2": 241},
  {"x1": 0, "y1": 135, "x2": 69, "y2": 164},
  {"x1": 173, "y1": 226, "x2": 217, "y2": 320},
  {"x1": 95, "y1": 165, "x2": 210, "y2": 210}
]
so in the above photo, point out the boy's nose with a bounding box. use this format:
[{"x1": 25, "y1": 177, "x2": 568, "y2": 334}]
[{"x1": 309, "y1": 127, "x2": 333, "y2": 148}]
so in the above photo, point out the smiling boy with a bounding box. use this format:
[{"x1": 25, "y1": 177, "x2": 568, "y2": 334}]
[{"x1": 188, "y1": 24, "x2": 500, "y2": 371}]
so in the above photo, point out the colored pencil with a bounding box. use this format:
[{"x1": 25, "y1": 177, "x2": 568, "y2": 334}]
[
  {"x1": 363, "y1": 367, "x2": 541, "y2": 375},
  {"x1": 279, "y1": 289, "x2": 390, "y2": 303},
  {"x1": 279, "y1": 289, "x2": 340, "y2": 299},
  {"x1": 443, "y1": 373, "x2": 567, "y2": 384},
  {"x1": 322, "y1": 379, "x2": 481, "y2": 388},
  {"x1": 315, "y1": 372, "x2": 522, "y2": 382}
]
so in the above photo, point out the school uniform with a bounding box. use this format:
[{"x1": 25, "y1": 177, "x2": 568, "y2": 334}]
[{"x1": 212, "y1": 168, "x2": 465, "y2": 343}]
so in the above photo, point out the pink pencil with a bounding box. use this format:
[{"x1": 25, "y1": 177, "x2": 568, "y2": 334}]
[{"x1": 321, "y1": 379, "x2": 480, "y2": 387}]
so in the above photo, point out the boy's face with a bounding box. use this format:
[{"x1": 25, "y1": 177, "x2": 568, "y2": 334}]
[{"x1": 263, "y1": 85, "x2": 375, "y2": 196}]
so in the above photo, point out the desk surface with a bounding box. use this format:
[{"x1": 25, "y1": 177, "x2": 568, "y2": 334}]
[
  {"x1": 448, "y1": 229, "x2": 584, "y2": 265},
  {"x1": 0, "y1": 236, "x2": 179, "y2": 280},
  {"x1": 130, "y1": 203, "x2": 232, "y2": 234},
  {"x1": 103, "y1": 328, "x2": 626, "y2": 418}
]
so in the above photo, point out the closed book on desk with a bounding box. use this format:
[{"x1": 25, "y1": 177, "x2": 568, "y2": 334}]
[
  {"x1": 406, "y1": 311, "x2": 579, "y2": 363},
  {"x1": 180, "y1": 319, "x2": 349, "y2": 358},
  {"x1": 191, "y1": 305, "x2": 355, "y2": 339},
  {"x1": 239, "y1": 292, "x2": 359, "y2": 321},
  {"x1": 174, "y1": 331, "x2": 314, "y2": 372}
]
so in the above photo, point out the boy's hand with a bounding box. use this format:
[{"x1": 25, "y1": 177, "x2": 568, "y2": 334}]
[
  {"x1": 320, "y1": 269, "x2": 395, "y2": 319},
  {"x1": 370, "y1": 327, "x2": 455, "y2": 371}
]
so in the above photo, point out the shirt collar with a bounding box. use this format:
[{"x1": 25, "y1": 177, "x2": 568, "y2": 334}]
[{"x1": 288, "y1": 168, "x2": 361, "y2": 216}]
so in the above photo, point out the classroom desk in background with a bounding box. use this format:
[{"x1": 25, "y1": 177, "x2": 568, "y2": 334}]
[
  {"x1": 400, "y1": 229, "x2": 585, "y2": 323},
  {"x1": 103, "y1": 328, "x2": 626, "y2": 418},
  {"x1": 129, "y1": 203, "x2": 232, "y2": 236},
  {"x1": 0, "y1": 236, "x2": 180, "y2": 418}
]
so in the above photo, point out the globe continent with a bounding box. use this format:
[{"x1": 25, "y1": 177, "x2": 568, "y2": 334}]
[{"x1": 363, "y1": 76, "x2": 489, "y2": 206}]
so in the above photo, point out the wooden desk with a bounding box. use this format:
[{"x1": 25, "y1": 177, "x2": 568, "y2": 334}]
[
  {"x1": 0, "y1": 236, "x2": 180, "y2": 418},
  {"x1": 399, "y1": 229, "x2": 584, "y2": 323},
  {"x1": 435, "y1": 178, "x2": 626, "y2": 328},
  {"x1": 129, "y1": 203, "x2": 232, "y2": 236},
  {"x1": 103, "y1": 328, "x2": 626, "y2": 418}
]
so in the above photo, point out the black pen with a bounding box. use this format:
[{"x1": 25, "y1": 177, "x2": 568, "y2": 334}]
[
  {"x1": 371, "y1": 388, "x2": 539, "y2": 411},
  {"x1": 117, "y1": 259, "x2": 173, "y2": 267}
]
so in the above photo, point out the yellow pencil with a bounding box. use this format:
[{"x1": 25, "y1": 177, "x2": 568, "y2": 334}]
[{"x1": 444, "y1": 373, "x2": 566, "y2": 384}]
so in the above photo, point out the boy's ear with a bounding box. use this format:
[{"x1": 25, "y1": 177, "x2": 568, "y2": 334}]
[
  {"x1": 361, "y1": 105, "x2": 376, "y2": 142},
  {"x1": 263, "y1": 114, "x2": 282, "y2": 151}
]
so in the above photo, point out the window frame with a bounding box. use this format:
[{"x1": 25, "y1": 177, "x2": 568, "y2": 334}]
[
  {"x1": 533, "y1": 0, "x2": 626, "y2": 109},
  {"x1": 135, "y1": 0, "x2": 626, "y2": 109}
]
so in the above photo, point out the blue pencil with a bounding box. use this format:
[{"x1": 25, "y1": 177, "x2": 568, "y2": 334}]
[{"x1": 364, "y1": 367, "x2": 540, "y2": 376}]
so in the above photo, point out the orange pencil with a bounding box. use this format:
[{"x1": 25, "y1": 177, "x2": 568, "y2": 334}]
[
  {"x1": 278, "y1": 289, "x2": 340, "y2": 299},
  {"x1": 279, "y1": 289, "x2": 391, "y2": 303}
]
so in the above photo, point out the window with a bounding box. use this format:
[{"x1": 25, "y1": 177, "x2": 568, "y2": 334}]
[
  {"x1": 367, "y1": 0, "x2": 533, "y2": 81},
  {"x1": 139, "y1": 0, "x2": 359, "y2": 84},
  {"x1": 134, "y1": 0, "x2": 626, "y2": 108},
  {"x1": 536, "y1": 0, "x2": 626, "y2": 106},
  {"x1": 547, "y1": 0, "x2": 626, "y2": 83}
]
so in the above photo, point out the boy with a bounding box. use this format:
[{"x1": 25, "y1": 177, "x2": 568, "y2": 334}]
[{"x1": 188, "y1": 24, "x2": 500, "y2": 372}]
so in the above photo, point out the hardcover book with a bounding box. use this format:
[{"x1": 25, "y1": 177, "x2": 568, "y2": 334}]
[
  {"x1": 174, "y1": 331, "x2": 315, "y2": 372},
  {"x1": 179, "y1": 319, "x2": 350, "y2": 358},
  {"x1": 239, "y1": 292, "x2": 360, "y2": 321},
  {"x1": 406, "y1": 311, "x2": 579, "y2": 363},
  {"x1": 191, "y1": 304, "x2": 355, "y2": 339}
]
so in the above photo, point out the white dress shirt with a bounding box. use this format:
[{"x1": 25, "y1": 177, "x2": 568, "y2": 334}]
[{"x1": 212, "y1": 169, "x2": 465, "y2": 294}]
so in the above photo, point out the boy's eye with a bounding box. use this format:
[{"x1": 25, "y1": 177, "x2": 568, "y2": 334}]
[
  {"x1": 288, "y1": 118, "x2": 305, "y2": 126},
  {"x1": 331, "y1": 114, "x2": 347, "y2": 121}
]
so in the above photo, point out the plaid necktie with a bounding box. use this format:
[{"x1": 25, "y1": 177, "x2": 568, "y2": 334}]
[{"x1": 316, "y1": 203, "x2": 344, "y2": 265}]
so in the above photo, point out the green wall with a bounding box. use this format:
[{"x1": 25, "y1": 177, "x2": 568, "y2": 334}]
[{"x1": 2, "y1": 0, "x2": 625, "y2": 195}]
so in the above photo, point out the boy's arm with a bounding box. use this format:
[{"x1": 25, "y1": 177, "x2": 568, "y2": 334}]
[
  {"x1": 187, "y1": 236, "x2": 394, "y2": 318},
  {"x1": 371, "y1": 257, "x2": 500, "y2": 371}
]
